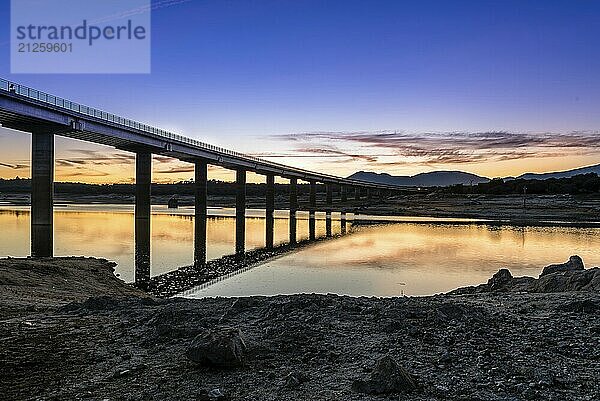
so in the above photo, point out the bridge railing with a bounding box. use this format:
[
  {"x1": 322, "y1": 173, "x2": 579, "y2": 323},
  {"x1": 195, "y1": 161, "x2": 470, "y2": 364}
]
[
  {"x1": 0, "y1": 78, "x2": 395, "y2": 187},
  {"x1": 0, "y1": 78, "x2": 267, "y2": 161}
]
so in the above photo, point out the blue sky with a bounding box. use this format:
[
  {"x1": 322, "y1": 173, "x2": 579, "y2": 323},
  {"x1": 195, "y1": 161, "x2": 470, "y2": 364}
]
[{"x1": 1, "y1": 0, "x2": 600, "y2": 182}]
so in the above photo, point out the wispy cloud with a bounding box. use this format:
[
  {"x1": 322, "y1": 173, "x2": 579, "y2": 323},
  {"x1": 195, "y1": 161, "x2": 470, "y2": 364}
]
[
  {"x1": 253, "y1": 146, "x2": 382, "y2": 163},
  {"x1": 66, "y1": 171, "x2": 110, "y2": 177},
  {"x1": 266, "y1": 130, "x2": 600, "y2": 167},
  {"x1": 62, "y1": 149, "x2": 135, "y2": 165},
  {"x1": 155, "y1": 165, "x2": 195, "y2": 174},
  {"x1": 0, "y1": 162, "x2": 28, "y2": 170},
  {"x1": 56, "y1": 149, "x2": 210, "y2": 178}
]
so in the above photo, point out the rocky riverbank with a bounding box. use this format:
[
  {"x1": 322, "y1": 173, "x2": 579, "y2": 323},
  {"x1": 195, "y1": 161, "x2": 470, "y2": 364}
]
[
  {"x1": 1, "y1": 257, "x2": 599, "y2": 400},
  {"x1": 351, "y1": 193, "x2": 600, "y2": 224}
]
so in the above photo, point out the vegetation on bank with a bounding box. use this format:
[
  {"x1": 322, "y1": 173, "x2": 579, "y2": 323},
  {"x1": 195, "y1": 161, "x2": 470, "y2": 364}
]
[
  {"x1": 2, "y1": 173, "x2": 600, "y2": 197},
  {"x1": 0, "y1": 177, "x2": 326, "y2": 196},
  {"x1": 441, "y1": 173, "x2": 600, "y2": 195}
]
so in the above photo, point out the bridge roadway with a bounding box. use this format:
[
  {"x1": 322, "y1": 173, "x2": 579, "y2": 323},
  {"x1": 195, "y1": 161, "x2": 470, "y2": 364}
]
[{"x1": 0, "y1": 78, "x2": 403, "y2": 287}]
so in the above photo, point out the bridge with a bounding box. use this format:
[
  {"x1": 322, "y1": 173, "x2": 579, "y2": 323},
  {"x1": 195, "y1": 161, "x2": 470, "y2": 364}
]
[{"x1": 0, "y1": 78, "x2": 403, "y2": 287}]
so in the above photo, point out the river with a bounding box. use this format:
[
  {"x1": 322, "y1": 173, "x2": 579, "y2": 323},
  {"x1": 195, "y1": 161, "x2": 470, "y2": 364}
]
[{"x1": 1, "y1": 204, "x2": 599, "y2": 296}]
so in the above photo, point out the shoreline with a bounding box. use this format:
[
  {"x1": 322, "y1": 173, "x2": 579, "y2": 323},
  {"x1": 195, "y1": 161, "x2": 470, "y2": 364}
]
[
  {"x1": 3, "y1": 198, "x2": 600, "y2": 229},
  {"x1": 0, "y1": 257, "x2": 599, "y2": 400}
]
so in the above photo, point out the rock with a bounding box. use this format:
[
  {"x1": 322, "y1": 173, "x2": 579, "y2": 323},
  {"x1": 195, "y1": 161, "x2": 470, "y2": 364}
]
[
  {"x1": 381, "y1": 319, "x2": 403, "y2": 333},
  {"x1": 207, "y1": 388, "x2": 227, "y2": 400},
  {"x1": 186, "y1": 327, "x2": 246, "y2": 367},
  {"x1": 434, "y1": 304, "x2": 467, "y2": 321},
  {"x1": 540, "y1": 256, "x2": 584, "y2": 277},
  {"x1": 451, "y1": 257, "x2": 600, "y2": 294},
  {"x1": 282, "y1": 371, "x2": 309, "y2": 389},
  {"x1": 558, "y1": 299, "x2": 599, "y2": 313},
  {"x1": 197, "y1": 388, "x2": 228, "y2": 400},
  {"x1": 487, "y1": 269, "x2": 513, "y2": 291},
  {"x1": 60, "y1": 296, "x2": 121, "y2": 312},
  {"x1": 532, "y1": 267, "x2": 600, "y2": 292},
  {"x1": 111, "y1": 369, "x2": 131, "y2": 379},
  {"x1": 438, "y1": 351, "x2": 453, "y2": 364},
  {"x1": 352, "y1": 355, "x2": 417, "y2": 394}
]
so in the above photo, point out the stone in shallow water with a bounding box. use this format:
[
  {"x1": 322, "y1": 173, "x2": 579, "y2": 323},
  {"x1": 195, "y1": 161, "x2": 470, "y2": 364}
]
[
  {"x1": 186, "y1": 327, "x2": 246, "y2": 368},
  {"x1": 352, "y1": 355, "x2": 417, "y2": 394}
]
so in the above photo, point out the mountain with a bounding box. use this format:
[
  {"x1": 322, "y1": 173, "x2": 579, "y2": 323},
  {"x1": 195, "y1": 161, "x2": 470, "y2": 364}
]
[
  {"x1": 515, "y1": 163, "x2": 600, "y2": 180},
  {"x1": 347, "y1": 171, "x2": 490, "y2": 187},
  {"x1": 349, "y1": 163, "x2": 600, "y2": 187}
]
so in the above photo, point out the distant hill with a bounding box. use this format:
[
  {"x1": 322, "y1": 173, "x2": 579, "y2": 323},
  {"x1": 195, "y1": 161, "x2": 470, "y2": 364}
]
[
  {"x1": 350, "y1": 163, "x2": 600, "y2": 187},
  {"x1": 515, "y1": 163, "x2": 600, "y2": 180},
  {"x1": 347, "y1": 171, "x2": 490, "y2": 187}
]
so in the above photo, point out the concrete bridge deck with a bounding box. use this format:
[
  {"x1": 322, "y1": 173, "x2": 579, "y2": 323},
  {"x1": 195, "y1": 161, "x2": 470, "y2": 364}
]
[
  {"x1": 0, "y1": 78, "x2": 402, "y2": 288},
  {"x1": 0, "y1": 78, "x2": 399, "y2": 189}
]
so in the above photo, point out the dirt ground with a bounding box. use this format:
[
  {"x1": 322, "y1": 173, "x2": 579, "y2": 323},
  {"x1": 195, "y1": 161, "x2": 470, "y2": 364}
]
[
  {"x1": 353, "y1": 193, "x2": 600, "y2": 224},
  {"x1": 0, "y1": 257, "x2": 599, "y2": 400}
]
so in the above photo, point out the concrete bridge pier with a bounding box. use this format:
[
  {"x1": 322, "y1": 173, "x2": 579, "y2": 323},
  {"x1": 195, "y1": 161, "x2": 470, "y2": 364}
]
[
  {"x1": 194, "y1": 160, "x2": 208, "y2": 267},
  {"x1": 135, "y1": 152, "x2": 152, "y2": 288},
  {"x1": 265, "y1": 174, "x2": 275, "y2": 249},
  {"x1": 325, "y1": 183, "x2": 333, "y2": 237},
  {"x1": 31, "y1": 132, "x2": 54, "y2": 258},
  {"x1": 340, "y1": 211, "x2": 347, "y2": 234},
  {"x1": 235, "y1": 169, "x2": 246, "y2": 255},
  {"x1": 289, "y1": 178, "x2": 298, "y2": 245},
  {"x1": 309, "y1": 180, "x2": 316, "y2": 240}
]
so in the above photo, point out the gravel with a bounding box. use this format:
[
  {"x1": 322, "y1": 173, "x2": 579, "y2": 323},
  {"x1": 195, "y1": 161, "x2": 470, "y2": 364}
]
[{"x1": 0, "y1": 257, "x2": 599, "y2": 400}]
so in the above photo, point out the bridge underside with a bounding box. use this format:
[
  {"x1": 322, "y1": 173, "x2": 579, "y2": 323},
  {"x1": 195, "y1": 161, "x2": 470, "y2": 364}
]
[{"x1": 0, "y1": 85, "x2": 401, "y2": 288}]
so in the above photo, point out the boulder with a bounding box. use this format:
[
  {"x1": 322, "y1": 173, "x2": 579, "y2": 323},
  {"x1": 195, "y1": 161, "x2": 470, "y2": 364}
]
[
  {"x1": 540, "y1": 256, "x2": 584, "y2": 277},
  {"x1": 282, "y1": 371, "x2": 309, "y2": 389},
  {"x1": 186, "y1": 327, "x2": 246, "y2": 368},
  {"x1": 352, "y1": 355, "x2": 417, "y2": 394},
  {"x1": 197, "y1": 388, "x2": 228, "y2": 400},
  {"x1": 487, "y1": 269, "x2": 513, "y2": 292},
  {"x1": 533, "y1": 267, "x2": 600, "y2": 292},
  {"x1": 449, "y1": 256, "x2": 599, "y2": 295}
]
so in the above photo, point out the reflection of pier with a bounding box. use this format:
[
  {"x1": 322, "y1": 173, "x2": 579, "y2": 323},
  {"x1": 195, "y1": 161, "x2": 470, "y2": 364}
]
[{"x1": 0, "y1": 78, "x2": 401, "y2": 290}]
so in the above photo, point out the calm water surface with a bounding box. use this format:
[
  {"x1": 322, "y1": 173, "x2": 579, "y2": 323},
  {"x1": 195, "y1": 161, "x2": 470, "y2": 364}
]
[
  {"x1": 1, "y1": 205, "x2": 599, "y2": 296},
  {"x1": 0, "y1": 205, "x2": 331, "y2": 282},
  {"x1": 187, "y1": 223, "x2": 600, "y2": 297}
]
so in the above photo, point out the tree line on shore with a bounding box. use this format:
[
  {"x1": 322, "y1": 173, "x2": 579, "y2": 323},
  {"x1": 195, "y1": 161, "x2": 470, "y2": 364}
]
[
  {"x1": 2, "y1": 173, "x2": 599, "y2": 196},
  {"x1": 0, "y1": 177, "x2": 326, "y2": 196},
  {"x1": 441, "y1": 173, "x2": 600, "y2": 195}
]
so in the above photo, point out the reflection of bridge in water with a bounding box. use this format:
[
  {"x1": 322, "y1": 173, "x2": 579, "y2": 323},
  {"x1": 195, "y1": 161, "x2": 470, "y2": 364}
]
[
  {"x1": 0, "y1": 79, "x2": 402, "y2": 289},
  {"x1": 150, "y1": 216, "x2": 352, "y2": 297}
]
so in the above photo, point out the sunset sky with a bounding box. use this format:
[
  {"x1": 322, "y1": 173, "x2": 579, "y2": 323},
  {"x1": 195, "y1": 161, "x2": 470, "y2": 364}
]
[{"x1": 2, "y1": 0, "x2": 600, "y2": 183}]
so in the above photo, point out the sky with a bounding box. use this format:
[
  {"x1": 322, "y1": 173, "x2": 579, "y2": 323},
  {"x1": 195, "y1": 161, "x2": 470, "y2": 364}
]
[{"x1": 1, "y1": 0, "x2": 600, "y2": 183}]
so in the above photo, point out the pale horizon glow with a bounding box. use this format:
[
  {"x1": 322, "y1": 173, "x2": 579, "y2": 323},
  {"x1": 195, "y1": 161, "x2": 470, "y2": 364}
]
[
  {"x1": 1, "y1": 126, "x2": 599, "y2": 183},
  {"x1": 1, "y1": 1, "x2": 600, "y2": 183}
]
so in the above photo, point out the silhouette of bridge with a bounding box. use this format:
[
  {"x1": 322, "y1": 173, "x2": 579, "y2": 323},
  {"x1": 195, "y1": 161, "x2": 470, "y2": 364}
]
[{"x1": 0, "y1": 78, "x2": 402, "y2": 287}]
